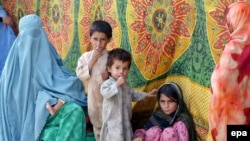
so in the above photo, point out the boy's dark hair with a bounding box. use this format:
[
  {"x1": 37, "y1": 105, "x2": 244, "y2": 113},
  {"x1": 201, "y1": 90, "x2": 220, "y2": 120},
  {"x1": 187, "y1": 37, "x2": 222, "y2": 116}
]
[
  {"x1": 90, "y1": 20, "x2": 112, "y2": 39},
  {"x1": 107, "y1": 48, "x2": 132, "y2": 68}
]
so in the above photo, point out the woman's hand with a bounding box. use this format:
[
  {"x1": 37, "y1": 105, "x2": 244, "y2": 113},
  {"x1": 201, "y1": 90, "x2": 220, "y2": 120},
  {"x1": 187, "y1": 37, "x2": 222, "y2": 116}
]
[
  {"x1": 46, "y1": 99, "x2": 65, "y2": 115},
  {"x1": 3, "y1": 16, "x2": 14, "y2": 28}
]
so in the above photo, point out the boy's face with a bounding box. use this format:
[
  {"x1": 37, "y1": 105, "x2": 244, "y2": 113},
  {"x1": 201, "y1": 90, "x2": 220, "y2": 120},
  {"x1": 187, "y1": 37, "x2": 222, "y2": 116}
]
[
  {"x1": 107, "y1": 59, "x2": 130, "y2": 80},
  {"x1": 90, "y1": 31, "x2": 110, "y2": 52}
]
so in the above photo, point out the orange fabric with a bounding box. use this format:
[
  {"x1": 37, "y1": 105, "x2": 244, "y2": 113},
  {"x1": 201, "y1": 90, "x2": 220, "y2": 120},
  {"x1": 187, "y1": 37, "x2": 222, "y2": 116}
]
[{"x1": 209, "y1": 2, "x2": 250, "y2": 141}]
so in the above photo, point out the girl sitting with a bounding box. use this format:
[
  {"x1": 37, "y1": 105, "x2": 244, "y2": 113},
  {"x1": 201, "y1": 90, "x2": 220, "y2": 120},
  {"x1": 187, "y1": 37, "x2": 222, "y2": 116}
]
[{"x1": 133, "y1": 82, "x2": 198, "y2": 141}]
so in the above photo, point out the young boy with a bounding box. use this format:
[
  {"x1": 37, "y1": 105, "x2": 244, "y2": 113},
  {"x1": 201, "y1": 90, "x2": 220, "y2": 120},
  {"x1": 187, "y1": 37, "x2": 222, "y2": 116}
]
[
  {"x1": 100, "y1": 48, "x2": 157, "y2": 141},
  {"x1": 76, "y1": 20, "x2": 112, "y2": 141}
]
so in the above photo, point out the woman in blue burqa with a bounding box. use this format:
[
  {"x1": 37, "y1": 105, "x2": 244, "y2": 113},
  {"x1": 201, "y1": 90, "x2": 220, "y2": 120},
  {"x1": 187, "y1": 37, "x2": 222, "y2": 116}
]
[
  {"x1": 0, "y1": 14, "x2": 88, "y2": 141},
  {"x1": 0, "y1": 5, "x2": 16, "y2": 75}
]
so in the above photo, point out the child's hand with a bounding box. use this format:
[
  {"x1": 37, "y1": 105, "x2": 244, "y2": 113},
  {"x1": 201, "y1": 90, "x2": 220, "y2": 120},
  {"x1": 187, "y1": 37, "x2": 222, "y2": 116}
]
[
  {"x1": 133, "y1": 136, "x2": 144, "y2": 141},
  {"x1": 93, "y1": 47, "x2": 103, "y2": 58},
  {"x1": 116, "y1": 75, "x2": 126, "y2": 87},
  {"x1": 90, "y1": 47, "x2": 102, "y2": 63},
  {"x1": 101, "y1": 68, "x2": 109, "y2": 80},
  {"x1": 146, "y1": 88, "x2": 158, "y2": 97},
  {"x1": 89, "y1": 47, "x2": 103, "y2": 71},
  {"x1": 46, "y1": 99, "x2": 65, "y2": 115}
]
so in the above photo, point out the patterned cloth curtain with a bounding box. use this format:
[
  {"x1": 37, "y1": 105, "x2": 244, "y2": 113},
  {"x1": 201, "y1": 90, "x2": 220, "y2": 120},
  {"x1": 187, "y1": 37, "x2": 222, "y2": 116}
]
[{"x1": 3, "y1": 0, "x2": 249, "y2": 140}]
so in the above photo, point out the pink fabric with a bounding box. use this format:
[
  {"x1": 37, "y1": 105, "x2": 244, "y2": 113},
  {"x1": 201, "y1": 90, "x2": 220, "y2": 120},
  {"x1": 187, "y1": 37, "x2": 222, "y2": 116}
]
[
  {"x1": 133, "y1": 121, "x2": 188, "y2": 141},
  {"x1": 209, "y1": 2, "x2": 250, "y2": 141}
]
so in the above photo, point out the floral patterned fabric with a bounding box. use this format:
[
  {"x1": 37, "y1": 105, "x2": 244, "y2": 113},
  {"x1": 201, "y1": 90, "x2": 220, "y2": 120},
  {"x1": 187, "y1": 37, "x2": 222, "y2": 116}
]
[{"x1": 3, "y1": 0, "x2": 250, "y2": 140}]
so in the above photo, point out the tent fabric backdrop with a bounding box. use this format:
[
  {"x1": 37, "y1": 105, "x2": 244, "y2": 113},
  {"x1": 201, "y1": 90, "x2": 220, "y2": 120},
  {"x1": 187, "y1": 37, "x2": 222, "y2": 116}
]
[{"x1": 3, "y1": 0, "x2": 249, "y2": 140}]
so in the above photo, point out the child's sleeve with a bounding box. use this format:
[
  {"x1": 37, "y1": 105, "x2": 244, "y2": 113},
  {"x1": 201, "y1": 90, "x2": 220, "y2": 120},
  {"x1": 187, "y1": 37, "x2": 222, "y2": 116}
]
[
  {"x1": 100, "y1": 80, "x2": 119, "y2": 99},
  {"x1": 131, "y1": 88, "x2": 146, "y2": 101},
  {"x1": 76, "y1": 53, "x2": 90, "y2": 81}
]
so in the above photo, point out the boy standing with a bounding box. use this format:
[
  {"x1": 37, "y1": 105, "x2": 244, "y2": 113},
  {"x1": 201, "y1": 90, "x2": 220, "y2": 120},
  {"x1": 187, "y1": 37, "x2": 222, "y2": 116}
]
[
  {"x1": 100, "y1": 48, "x2": 157, "y2": 141},
  {"x1": 76, "y1": 20, "x2": 112, "y2": 141}
]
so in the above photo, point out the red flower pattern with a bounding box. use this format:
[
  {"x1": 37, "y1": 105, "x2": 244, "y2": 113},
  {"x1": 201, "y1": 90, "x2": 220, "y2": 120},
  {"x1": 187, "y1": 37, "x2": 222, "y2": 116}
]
[
  {"x1": 79, "y1": 0, "x2": 119, "y2": 53},
  {"x1": 40, "y1": 0, "x2": 74, "y2": 57},
  {"x1": 208, "y1": 0, "x2": 247, "y2": 63},
  {"x1": 128, "y1": 0, "x2": 194, "y2": 78},
  {"x1": 3, "y1": 0, "x2": 35, "y2": 33}
]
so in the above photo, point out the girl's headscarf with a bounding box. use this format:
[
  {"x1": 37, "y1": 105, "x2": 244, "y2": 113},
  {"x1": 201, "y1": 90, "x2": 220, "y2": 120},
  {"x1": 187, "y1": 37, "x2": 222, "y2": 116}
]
[{"x1": 144, "y1": 82, "x2": 198, "y2": 141}]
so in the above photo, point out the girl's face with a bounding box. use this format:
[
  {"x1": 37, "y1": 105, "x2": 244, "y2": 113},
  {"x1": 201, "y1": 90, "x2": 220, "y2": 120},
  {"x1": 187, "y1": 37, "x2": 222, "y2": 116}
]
[
  {"x1": 159, "y1": 94, "x2": 178, "y2": 115},
  {"x1": 107, "y1": 59, "x2": 129, "y2": 80},
  {"x1": 90, "y1": 31, "x2": 110, "y2": 52}
]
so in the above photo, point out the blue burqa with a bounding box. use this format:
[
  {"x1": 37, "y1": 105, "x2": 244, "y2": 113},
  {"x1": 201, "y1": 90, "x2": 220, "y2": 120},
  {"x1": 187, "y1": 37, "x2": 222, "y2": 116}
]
[
  {"x1": 0, "y1": 14, "x2": 87, "y2": 141},
  {"x1": 0, "y1": 6, "x2": 16, "y2": 75}
]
